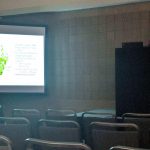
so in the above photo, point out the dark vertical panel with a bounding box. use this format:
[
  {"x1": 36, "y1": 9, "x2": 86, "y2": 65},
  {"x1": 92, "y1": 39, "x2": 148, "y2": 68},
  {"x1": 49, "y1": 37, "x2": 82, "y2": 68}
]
[{"x1": 116, "y1": 46, "x2": 150, "y2": 116}]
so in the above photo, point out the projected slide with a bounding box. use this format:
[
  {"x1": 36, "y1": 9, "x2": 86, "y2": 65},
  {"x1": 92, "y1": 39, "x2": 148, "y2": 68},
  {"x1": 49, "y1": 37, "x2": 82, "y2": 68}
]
[
  {"x1": 0, "y1": 25, "x2": 45, "y2": 93},
  {"x1": 0, "y1": 34, "x2": 44, "y2": 85}
]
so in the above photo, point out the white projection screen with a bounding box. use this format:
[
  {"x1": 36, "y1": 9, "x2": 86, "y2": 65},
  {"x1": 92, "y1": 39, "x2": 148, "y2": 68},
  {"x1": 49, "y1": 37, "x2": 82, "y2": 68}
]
[{"x1": 0, "y1": 25, "x2": 45, "y2": 93}]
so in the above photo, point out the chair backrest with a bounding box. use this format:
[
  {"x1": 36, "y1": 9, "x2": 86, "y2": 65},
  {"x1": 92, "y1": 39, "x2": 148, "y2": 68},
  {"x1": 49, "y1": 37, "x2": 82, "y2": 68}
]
[
  {"x1": 38, "y1": 119, "x2": 81, "y2": 142},
  {"x1": 46, "y1": 109, "x2": 77, "y2": 121},
  {"x1": 81, "y1": 112, "x2": 116, "y2": 144},
  {"x1": 25, "y1": 138, "x2": 91, "y2": 150},
  {"x1": 0, "y1": 117, "x2": 31, "y2": 150},
  {"x1": 110, "y1": 145, "x2": 148, "y2": 150},
  {"x1": 12, "y1": 108, "x2": 41, "y2": 137},
  {"x1": 0, "y1": 135, "x2": 12, "y2": 150},
  {"x1": 122, "y1": 113, "x2": 150, "y2": 148},
  {"x1": 122, "y1": 113, "x2": 150, "y2": 119},
  {"x1": 90, "y1": 122, "x2": 139, "y2": 150}
]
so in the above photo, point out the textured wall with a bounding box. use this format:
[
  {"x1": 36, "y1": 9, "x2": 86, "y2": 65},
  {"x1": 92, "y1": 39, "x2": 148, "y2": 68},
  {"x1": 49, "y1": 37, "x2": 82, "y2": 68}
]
[
  {"x1": 0, "y1": 2, "x2": 149, "y2": 116},
  {"x1": 50, "y1": 2, "x2": 150, "y2": 109}
]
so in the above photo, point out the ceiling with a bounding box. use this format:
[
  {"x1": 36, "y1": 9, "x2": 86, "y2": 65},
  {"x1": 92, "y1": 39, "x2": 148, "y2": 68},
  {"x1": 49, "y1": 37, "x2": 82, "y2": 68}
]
[{"x1": 0, "y1": 0, "x2": 148, "y2": 16}]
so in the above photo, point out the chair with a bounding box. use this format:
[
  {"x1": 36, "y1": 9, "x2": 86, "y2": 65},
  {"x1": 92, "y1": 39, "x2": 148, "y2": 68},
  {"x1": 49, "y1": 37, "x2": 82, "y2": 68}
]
[
  {"x1": 12, "y1": 108, "x2": 41, "y2": 137},
  {"x1": 0, "y1": 117, "x2": 31, "y2": 150},
  {"x1": 46, "y1": 109, "x2": 77, "y2": 121},
  {"x1": 25, "y1": 138, "x2": 91, "y2": 150},
  {"x1": 90, "y1": 122, "x2": 139, "y2": 150},
  {"x1": 38, "y1": 119, "x2": 81, "y2": 142},
  {"x1": 81, "y1": 112, "x2": 116, "y2": 144},
  {"x1": 0, "y1": 135, "x2": 12, "y2": 150},
  {"x1": 122, "y1": 113, "x2": 150, "y2": 148},
  {"x1": 110, "y1": 145, "x2": 148, "y2": 150}
]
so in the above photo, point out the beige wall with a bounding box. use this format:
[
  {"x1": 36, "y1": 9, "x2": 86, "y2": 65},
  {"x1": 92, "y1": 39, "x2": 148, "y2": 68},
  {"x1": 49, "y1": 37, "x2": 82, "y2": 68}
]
[{"x1": 0, "y1": 2, "x2": 149, "y2": 116}]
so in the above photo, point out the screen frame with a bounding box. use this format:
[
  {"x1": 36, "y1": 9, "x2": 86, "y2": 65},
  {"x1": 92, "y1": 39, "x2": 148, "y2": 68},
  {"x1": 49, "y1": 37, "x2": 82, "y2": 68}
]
[{"x1": 0, "y1": 23, "x2": 47, "y2": 94}]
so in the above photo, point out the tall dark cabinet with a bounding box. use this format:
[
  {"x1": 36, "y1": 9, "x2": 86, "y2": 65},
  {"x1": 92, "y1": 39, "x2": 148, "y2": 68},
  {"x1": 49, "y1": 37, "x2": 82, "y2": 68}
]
[{"x1": 115, "y1": 42, "x2": 150, "y2": 116}]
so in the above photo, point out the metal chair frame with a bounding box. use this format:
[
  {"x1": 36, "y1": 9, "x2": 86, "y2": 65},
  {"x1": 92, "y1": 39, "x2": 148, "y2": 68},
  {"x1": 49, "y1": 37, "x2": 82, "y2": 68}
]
[{"x1": 25, "y1": 138, "x2": 91, "y2": 150}]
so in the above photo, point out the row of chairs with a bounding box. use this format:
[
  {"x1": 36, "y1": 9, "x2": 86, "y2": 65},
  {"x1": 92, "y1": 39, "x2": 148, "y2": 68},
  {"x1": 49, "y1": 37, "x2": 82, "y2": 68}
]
[
  {"x1": 21, "y1": 109, "x2": 150, "y2": 149},
  {"x1": 0, "y1": 135, "x2": 148, "y2": 150},
  {"x1": 0, "y1": 108, "x2": 150, "y2": 150},
  {"x1": 81, "y1": 112, "x2": 150, "y2": 149}
]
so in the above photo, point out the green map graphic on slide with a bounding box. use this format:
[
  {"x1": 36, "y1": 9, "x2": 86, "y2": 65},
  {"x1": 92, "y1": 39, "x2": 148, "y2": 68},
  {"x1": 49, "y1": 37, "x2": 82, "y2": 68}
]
[{"x1": 0, "y1": 47, "x2": 8, "y2": 75}]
